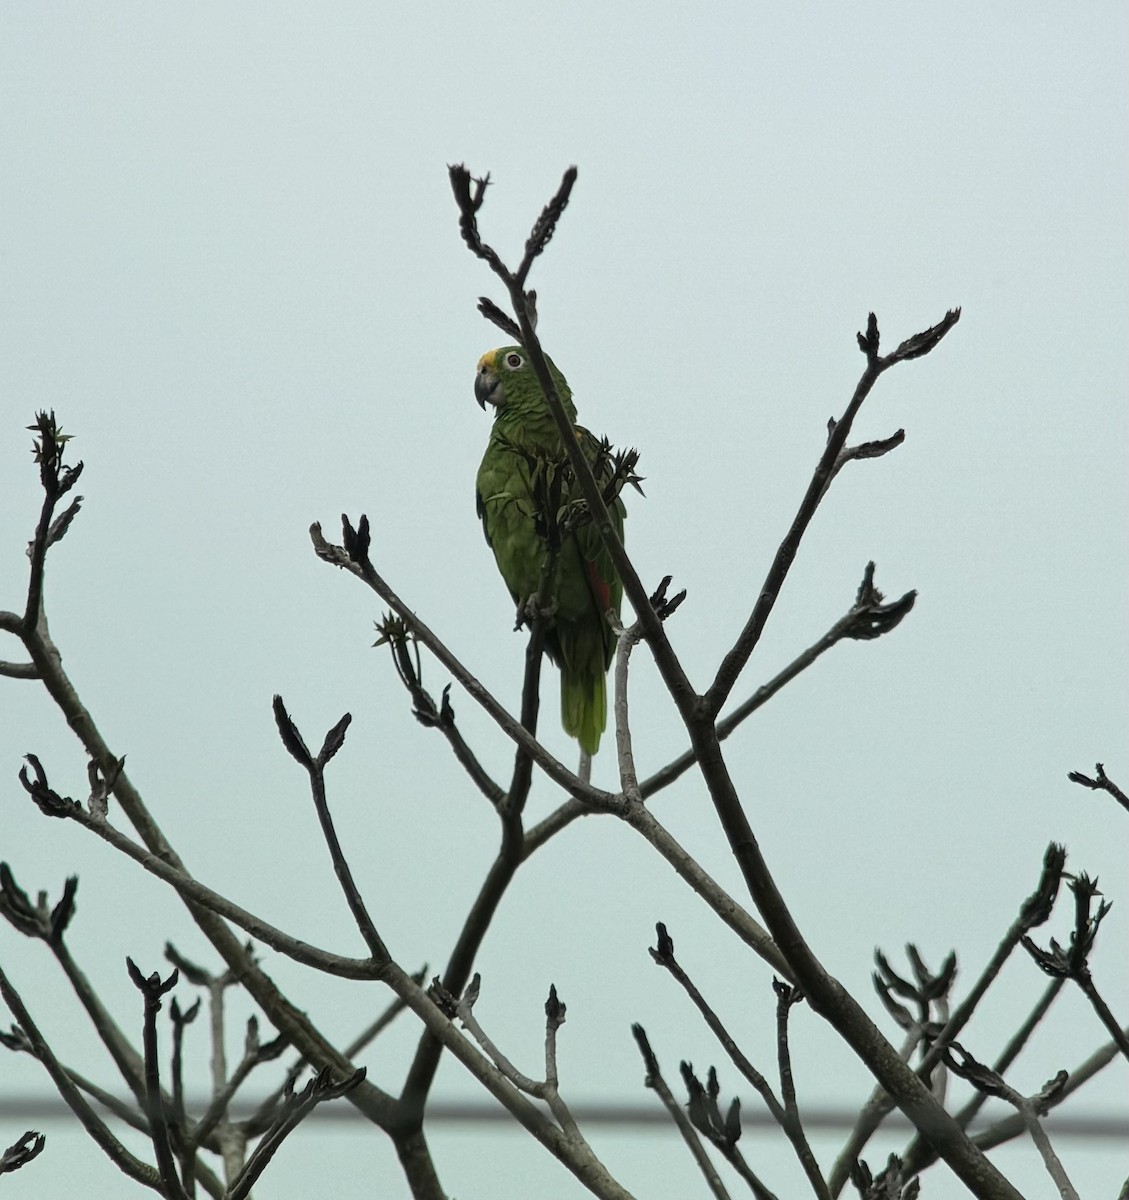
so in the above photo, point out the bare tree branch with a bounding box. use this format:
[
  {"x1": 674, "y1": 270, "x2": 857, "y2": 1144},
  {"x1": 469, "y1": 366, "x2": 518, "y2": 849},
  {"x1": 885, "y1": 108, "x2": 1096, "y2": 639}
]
[
  {"x1": 127, "y1": 960, "x2": 190, "y2": 1200},
  {"x1": 375, "y1": 617, "x2": 504, "y2": 806},
  {"x1": 641, "y1": 563, "x2": 913, "y2": 799},
  {"x1": 1068, "y1": 763, "x2": 1129, "y2": 815},
  {"x1": 16, "y1": 761, "x2": 388, "y2": 980},
  {"x1": 226, "y1": 1067, "x2": 365, "y2": 1200},
  {"x1": 611, "y1": 617, "x2": 645, "y2": 802},
  {"x1": 942, "y1": 1043, "x2": 1078, "y2": 1200},
  {"x1": 1022, "y1": 873, "x2": 1129, "y2": 1060},
  {"x1": 947, "y1": 979, "x2": 1065, "y2": 1137},
  {"x1": 705, "y1": 311, "x2": 958, "y2": 717},
  {"x1": 0, "y1": 963, "x2": 162, "y2": 1191},
  {"x1": 272, "y1": 696, "x2": 391, "y2": 961},
  {"x1": 22, "y1": 412, "x2": 84, "y2": 634},
  {"x1": 631, "y1": 1024, "x2": 733, "y2": 1200}
]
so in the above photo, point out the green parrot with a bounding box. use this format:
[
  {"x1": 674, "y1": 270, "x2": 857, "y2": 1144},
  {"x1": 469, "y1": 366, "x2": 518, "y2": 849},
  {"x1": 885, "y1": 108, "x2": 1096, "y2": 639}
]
[{"x1": 475, "y1": 346, "x2": 625, "y2": 756}]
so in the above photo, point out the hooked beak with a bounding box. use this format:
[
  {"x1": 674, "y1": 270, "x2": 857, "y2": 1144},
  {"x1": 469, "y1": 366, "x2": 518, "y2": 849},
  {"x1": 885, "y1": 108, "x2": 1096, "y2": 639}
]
[{"x1": 470, "y1": 357, "x2": 496, "y2": 410}]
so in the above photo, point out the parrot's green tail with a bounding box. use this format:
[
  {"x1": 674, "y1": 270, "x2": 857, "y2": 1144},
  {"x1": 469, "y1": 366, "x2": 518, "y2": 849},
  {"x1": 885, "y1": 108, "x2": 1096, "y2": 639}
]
[{"x1": 560, "y1": 667, "x2": 607, "y2": 757}]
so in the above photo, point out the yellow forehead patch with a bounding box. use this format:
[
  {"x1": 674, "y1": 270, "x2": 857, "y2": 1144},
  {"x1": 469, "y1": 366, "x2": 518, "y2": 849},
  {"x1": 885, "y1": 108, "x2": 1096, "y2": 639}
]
[{"x1": 477, "y1": 349, "x2": 498, "y2": 372}]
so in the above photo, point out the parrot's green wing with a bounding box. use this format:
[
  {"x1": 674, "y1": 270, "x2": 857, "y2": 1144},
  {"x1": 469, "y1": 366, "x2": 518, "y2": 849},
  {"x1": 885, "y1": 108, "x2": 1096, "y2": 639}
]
[
  {"x1": 552, "y1": 423, "x2": 625, "y2": 754},
  {"x1": 474, "y1": 347, "x2": 626, "y2": 755}
]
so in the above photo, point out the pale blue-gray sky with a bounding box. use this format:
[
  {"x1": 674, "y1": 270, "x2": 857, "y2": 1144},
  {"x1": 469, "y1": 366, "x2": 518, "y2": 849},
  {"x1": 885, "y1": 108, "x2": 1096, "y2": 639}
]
[{"x1": 1, "y1": 4, "x2": 1126, "y2": 1197}]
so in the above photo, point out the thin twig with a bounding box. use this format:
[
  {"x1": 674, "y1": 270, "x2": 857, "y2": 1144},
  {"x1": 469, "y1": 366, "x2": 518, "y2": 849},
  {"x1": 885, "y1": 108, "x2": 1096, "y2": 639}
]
[
  {"x1": 405, "y1": 965, "x2": 635, "y2": 1199},
  {"x1": 650, "y1": 925, "x2": 784, "y2": 1119},
  {"x1": 542, "y1": 985, "x2": 584, "y2": 1140},
  {"x1": 1073, "y1": 974, "x2": 1129, "y2": 1060},
  {"x1": 168, "y1": 993, "x2": 200, "y2": 1190},
  {"x1": 23, "y1": 412, "x2": 84, "y2": 633},
  {"x1": 226, "y1": 1068, "x2": 364, "y2": 1200},
  {"x1": 942, "y1": 1044, "x2": 1078, "y2": 1200},
  {"x1": 1068, "y1": 763, "x2": 1129, "y2": 815},
  {"x1": 611, "y1": 617, "x2": 644, "y2": 802},
  {"x1": 127, "y1": 961, "x2": 189, "y2": 1200},
  {"x1": 193, "y1": 1018, "x2": 286, "y2": 1151},
  {"x1": 951, "y1": 978, "x2": 1065, "y2": 1132},
  {"x1": 631, "y1": 1025, "x2": 732, "y2": 1200},
  {"x1": 1022, "y1": 871, "x2": 1129, "y2": 1059},
  {"x1": 680, "y1": 1062, "x2": 779, "y2": 1200},
  {"x1": 1012, "y1": 1099, "x2": 1078, "y2": 1200},
  {"x1": 773, "y1": 980, "x2": 829, "y2": 1199},
  {"x1": 272, "y1": 697, "x2": 391, "y2": 961},
  {"x1": 449, "y1": 974, "x2": 548, "y2": 1097},
  {"x1": 376, "y1": 619, "x2": 504, "y2": 806},
  {"x1": 917, "y1": 843, "x2": 1066, "y2": 1079},
  {"x1": 651, "y1": 925, "x2": 824, "y2": 1195}
]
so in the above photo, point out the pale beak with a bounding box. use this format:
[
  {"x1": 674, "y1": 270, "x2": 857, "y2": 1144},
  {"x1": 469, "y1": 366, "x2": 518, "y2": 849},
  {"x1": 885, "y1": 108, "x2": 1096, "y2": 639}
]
[{"x1": 475, "y1": 364, "x2": 499, "y2": 409}]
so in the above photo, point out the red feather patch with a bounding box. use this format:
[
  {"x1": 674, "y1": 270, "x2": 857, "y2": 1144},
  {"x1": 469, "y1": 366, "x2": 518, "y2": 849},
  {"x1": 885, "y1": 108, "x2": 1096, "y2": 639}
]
[{"x1": 587, "y1": 560, "x2": 611, "y2": 613}]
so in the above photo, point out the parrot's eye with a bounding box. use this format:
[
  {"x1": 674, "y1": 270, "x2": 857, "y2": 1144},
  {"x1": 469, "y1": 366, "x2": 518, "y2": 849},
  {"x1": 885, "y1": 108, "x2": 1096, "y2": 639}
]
[{"x1": 503, "y1": 352, "x2": 524, "y2": 370}]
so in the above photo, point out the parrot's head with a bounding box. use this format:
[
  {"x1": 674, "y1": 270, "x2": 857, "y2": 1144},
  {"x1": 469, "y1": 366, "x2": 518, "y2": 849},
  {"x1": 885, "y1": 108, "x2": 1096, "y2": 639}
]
[
  {"x1": 474, "y1": 346, "x2": 573, "y2": 417},
  {"x1": 474, "y1": 347, "x2": 520, "y2": 410}
]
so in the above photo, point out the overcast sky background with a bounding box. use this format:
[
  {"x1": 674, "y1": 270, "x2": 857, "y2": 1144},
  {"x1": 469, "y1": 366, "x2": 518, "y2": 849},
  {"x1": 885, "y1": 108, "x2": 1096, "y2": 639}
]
[{"x1": 1, "y1": 4, "x2": 1126, "y2": 1198}]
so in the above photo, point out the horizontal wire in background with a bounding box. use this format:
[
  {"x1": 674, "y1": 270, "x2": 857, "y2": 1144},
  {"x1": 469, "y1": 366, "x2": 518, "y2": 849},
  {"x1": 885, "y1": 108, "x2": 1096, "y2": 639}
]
[{"x1": 0, "y1": 1097, "x2": 1125, "y2": 1138}]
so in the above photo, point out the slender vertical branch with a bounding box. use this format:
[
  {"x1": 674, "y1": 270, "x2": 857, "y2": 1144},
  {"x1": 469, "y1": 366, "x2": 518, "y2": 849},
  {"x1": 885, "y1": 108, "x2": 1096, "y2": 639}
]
[
  {"x1": 22, "y1": 412, "x2": 84, "y2": 634},
  {"x1": 272, "y1": 697, "x2": 391, "y2": 961},
  {"x1": 773, "y1": 980, "x2": 829, "y2": 1200},
  {"x1": 611, "y1": 617, "x2": 644, "y2": 801},
  {"x1": 127, "y1": 961, "x2": 189, "y2": 1200}
]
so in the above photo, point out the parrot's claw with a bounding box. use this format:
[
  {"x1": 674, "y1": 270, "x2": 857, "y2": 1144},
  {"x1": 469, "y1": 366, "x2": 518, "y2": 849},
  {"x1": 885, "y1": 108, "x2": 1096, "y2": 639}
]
[{"x1": 515, "y1": 594, "x2": 558, "y2": 630}]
